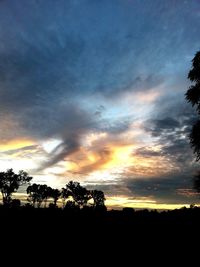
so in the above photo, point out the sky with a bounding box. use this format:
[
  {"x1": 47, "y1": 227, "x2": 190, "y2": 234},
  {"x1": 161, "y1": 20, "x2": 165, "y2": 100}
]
[{"x1": 0, "y1": 0, "x2": 200, "y2": 209}]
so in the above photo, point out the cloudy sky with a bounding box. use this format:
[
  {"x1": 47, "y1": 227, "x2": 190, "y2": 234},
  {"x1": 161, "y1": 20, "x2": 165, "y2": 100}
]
[{"x1": 0, "y1": 0, "x2": 200, "y2": 209}]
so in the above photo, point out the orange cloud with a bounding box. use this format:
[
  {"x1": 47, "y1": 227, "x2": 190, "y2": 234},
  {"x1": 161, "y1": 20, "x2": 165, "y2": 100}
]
[
  {"x1": 54, "y1": 129, "x2": 177, "y2": 181},
  {"x1": 61, "y1": 137, "x2": 136, "y2": 177},
  {"x1": 65, "y1": 143, "x2": 172, "y2": 180},
  {"x1": 0, "y1": 138, "x2": 35, "y2": 151}
]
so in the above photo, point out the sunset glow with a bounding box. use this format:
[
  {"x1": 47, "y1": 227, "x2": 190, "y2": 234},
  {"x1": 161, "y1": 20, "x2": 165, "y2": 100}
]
[{"x1": 0, "y1": 0, "x2": 200, "y2": 209}]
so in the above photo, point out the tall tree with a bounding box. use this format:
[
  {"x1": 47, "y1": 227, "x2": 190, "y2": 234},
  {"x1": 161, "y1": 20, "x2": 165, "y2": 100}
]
[
  {"x1": 40, "y1": 185, "x2": 52, "y2": 208},
  {"x1": 91, "y1": 190, "x2": 106, "y2": 207},
  {"x1": 61, "y1": 188, "x2": 71, "y2": 208},
  {"x1": 66, "y1": 181, "x2": 92, "y2": 208},
  {"x1": 49, "y1": 188, "x2": 61, "y2": 206},
  {"x1": 0, "y1": 169, "x2": 32, "y2": 205},
  {"x1": 185, "y1": 51, "x2": 200, "y2": 160},
  {"x1": 27, "y1": 184, "x2": 53, "y2": 207},
  {"x1": 27, "y1": 184, "x2": 42, "y2": 207}
]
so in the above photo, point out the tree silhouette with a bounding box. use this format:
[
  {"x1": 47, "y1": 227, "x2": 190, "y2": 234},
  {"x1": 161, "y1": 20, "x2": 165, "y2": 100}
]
[
  {"x1": 91, "y1": 190, "x2": 106, "y2": 207},
  {"x1": 26, "y1": 184, "x2": 61, "y2": 208},
  {"x1": 0, "y1": 171, "x2": 107, "y2": 211},
  {"x1": 66, "y1": 181, "x2": 92, "y2": 208},
  {"x1": 40, "y1": 184, "x2": 52, "y2": 208},
  {"x1": 49, "y1": 188, "x2": 61, "y2": 206},
  {"x1": 185, "y1": 51, "x2": 200, "y2": 160},
  {"x1": 0, "y1": 169, "x2": 32, "y2": 205},
  {"x1": 27, "y1": 184, "x2": 56, "y2": 207},
  {"x1": 61, "y1": 188, "x2": 71, "y2": 208},
  {"x1": 27, "y1": 184, "x2": 42, "y2": 207}
]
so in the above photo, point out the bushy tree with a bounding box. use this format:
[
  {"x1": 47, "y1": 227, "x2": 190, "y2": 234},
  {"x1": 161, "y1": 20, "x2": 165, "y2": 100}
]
[
  {"x1": 27, "y1": 184, "x2": 62, "y2": 207},
  {"x1": 91, "y1": 190, "x2": 106, "y2": 207},
  {"x1": 66, "y1": 181, "x2": 92, "y2": 208},
  {"x1": 49, "y1": 188, "x2": 61, "y2": 206},
  {"x1": 27, "y1": 184, "x2": 52, "y2": 207},
  {"x1": 27, "y1": 184, "x2": 42, "y2": 207},
  {"x1": 61, "y1": 188, "x2": 71, "y2": 208},
  {"x1": 0, "y1": 169, "x2": 32, "y2": 205}
]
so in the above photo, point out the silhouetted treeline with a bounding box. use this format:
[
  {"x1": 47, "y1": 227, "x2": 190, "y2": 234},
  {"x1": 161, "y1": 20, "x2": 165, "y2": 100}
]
[
  {"x1": 0, "y1": 168, "x2": 106, "y2": 210},
  {"x1": 1, "y1": 203, "x2": 200, "y2": 231},
  {"x1": 1, "y1": 169, "x2": 200, "y2": 250}
]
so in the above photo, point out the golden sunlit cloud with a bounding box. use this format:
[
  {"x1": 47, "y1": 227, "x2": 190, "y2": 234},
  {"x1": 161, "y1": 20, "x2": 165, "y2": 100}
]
[
  {"x1": 104, "y1": 145, "x2": 134, "y2": 169},
  {"x1": 0, "y1": 138, "x2": 35, "y2": 151},
  {"x1": 0, "y1": 125, "x2": 180, "y2": 188},
  {"x1": 0, "y1": 138, "x2": 42, "y2": 173},
  {"x1": 62, "y1": 142, "x2": 136, "y2": 179},
  {"x1": 40, "y1": 128, "x2": 176, "y2": 184}
]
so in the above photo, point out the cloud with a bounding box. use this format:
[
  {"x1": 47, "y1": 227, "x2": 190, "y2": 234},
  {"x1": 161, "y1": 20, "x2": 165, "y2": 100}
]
[
  {"x1": 134, "y1": 147, "x2": 161, "y2": 157},
  {"x1": 145, "y1": 117, "x2": 180, "y2": 137},
  {"x1": 53, "y1": 131, "x2": 135, "y2": 179},
  {"x1": 34, "y1": 104, "x2": 98, "y2": 170},
  {"x1": 125, "y1": 171, "x2": 198, "y2": 204},
  {"x1": 0, "y1": 145, "x2": 38, "y2": 156},
  {"x1": 0, "y1": 0, "x2": 198, "y2": 141},
  {"x1": 0, "y1": 0, "x2": 200, "y2": 207},
  {"x1": 84, "y1": 169, "x2": 200, "y2": 205}
]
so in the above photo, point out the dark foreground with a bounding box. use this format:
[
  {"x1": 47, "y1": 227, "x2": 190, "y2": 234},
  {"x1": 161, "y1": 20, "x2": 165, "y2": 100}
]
[
  {"x1": 1, "y1": 206, "x2": 199, "y2": 260},
  {"x1": 1, "y1": 206, "x2": 200, "y2": 235}
]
